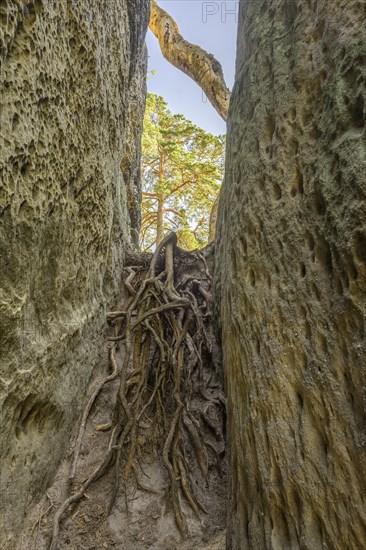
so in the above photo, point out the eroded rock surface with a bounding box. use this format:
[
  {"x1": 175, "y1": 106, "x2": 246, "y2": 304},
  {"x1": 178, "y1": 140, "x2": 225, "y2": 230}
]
[
  {"x1": 0, "y1": 0, "x2": 148, "y2": 545},
  {"x1": 217, "y1": 0, "x2": 366, "y2": 548}
]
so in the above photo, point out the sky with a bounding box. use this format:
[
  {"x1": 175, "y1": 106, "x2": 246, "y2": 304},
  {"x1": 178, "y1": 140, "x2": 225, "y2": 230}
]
[{"x1": 146, "y1": 0, "x2": 239, "y2": 135}]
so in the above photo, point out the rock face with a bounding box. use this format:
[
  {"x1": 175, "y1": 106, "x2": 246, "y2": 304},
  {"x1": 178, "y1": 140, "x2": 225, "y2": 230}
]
[
  {"x1": 217, "y1": 0, "x2": 366, "y2": 548},
  {"x1": 0, "y1": 0, "x2": 148, "y2": 544}
]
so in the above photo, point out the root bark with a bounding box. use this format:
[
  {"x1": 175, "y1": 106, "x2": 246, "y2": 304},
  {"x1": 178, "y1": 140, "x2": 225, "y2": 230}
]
[{"x1": 48, "y1": 234, "x2": 225, "y2": 549}]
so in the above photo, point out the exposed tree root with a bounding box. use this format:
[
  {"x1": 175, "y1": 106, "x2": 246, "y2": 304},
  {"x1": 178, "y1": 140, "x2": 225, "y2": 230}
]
[{"x1": 48, "y1": 233, "x2": 225, "y2": 549}]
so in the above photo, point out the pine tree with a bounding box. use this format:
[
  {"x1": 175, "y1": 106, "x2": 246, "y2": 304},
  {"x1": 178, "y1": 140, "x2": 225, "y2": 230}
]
[{"x1": 140, "y1": 93, "x2": 225, "y2": 251}]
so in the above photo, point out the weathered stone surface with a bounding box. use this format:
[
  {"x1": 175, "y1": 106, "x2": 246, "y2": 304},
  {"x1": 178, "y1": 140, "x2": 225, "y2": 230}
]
[
  {"x1": 0, "y1": 0, "x2": 148, "y2": 544},
  {"x1": 216, "y1": 0, "x2": 366, "y2": 547}
]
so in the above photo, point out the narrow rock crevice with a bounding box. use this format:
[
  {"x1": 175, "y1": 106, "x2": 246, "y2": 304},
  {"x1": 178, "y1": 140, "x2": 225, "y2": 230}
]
[{"x1": 17, "y1": 238, "x2": 227, "y2": 550}]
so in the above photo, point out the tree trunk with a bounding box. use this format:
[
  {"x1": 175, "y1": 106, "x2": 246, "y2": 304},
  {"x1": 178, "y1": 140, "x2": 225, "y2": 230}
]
[
  {"x1": 156, "y1": 197, "x2": 164, "y2": 245},
  {"x1": 149, "y1": 0, "x2": 230, "y2": 121},
  {"x1": 208, "y1": 194, "x2": 219, "y2": 242}
]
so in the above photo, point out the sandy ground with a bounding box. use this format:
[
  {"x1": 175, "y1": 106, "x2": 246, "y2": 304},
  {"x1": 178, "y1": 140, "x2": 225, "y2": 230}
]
[{"x1": 16, "y1": 367, "x2": 226, "y2": 550}]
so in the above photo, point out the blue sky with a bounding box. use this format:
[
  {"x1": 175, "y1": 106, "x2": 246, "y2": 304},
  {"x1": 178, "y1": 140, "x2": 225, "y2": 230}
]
[{"x1": 146, "y1": 0, "x2": 238, "y2": 135}]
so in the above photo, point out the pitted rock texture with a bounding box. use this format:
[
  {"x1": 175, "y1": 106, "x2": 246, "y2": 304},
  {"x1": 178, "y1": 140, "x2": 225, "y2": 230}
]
[
  {"x1": 0, "y1": 0, "x2": 148, "y2": 545},
  {"x1": 216, "y1": 0, "x2": 366, "y2": 548}
]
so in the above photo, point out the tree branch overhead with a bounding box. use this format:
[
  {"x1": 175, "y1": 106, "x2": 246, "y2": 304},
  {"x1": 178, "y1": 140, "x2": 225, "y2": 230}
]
[{"x1": 149, "y1": 0, "x2": 231, "y2": 121}]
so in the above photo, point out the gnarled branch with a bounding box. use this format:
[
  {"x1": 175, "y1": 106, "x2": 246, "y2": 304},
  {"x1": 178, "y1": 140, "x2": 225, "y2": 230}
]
[{"x1": 149, "y1": 0, "x2": 230, "y2": 121}]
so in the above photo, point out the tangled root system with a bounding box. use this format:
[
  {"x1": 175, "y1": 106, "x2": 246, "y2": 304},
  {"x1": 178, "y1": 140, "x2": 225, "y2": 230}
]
[{"x1": 49, "y1": 233, "x2": 225, "y2": 549}]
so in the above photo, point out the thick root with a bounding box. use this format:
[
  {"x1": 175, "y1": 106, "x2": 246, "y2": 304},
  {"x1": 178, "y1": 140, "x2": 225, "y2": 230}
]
[{"x1": 48, "y1": 234, "x2": 225, "y2": 548}]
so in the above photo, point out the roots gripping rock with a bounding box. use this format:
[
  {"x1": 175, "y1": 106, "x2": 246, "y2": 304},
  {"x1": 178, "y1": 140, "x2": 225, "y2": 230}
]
[{"x1": 49, "y1": 233, "x2": 226, "y2": 549}]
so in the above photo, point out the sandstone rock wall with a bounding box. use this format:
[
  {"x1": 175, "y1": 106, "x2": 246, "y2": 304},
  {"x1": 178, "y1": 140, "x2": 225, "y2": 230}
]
[
  {"x1": 217, "y1": 0, "x2": 366, "y2": 547},
  {"x1": 0, "y1": 0, "x2": 148, "y2": 544}
]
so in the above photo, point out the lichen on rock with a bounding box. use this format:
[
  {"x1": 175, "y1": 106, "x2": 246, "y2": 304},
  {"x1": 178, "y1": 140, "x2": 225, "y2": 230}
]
[
  {"x1": 0, "y1": 0, "x2": 149, "y2": 545},
  {"x1": 216, "y1": 0, "x2": 366, "y2": 547}
]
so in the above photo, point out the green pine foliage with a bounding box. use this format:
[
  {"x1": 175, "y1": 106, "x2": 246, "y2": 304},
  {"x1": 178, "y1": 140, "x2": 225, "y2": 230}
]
[{"x1": 140, "y1": 93, "x2": 225, "y2": 251}]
